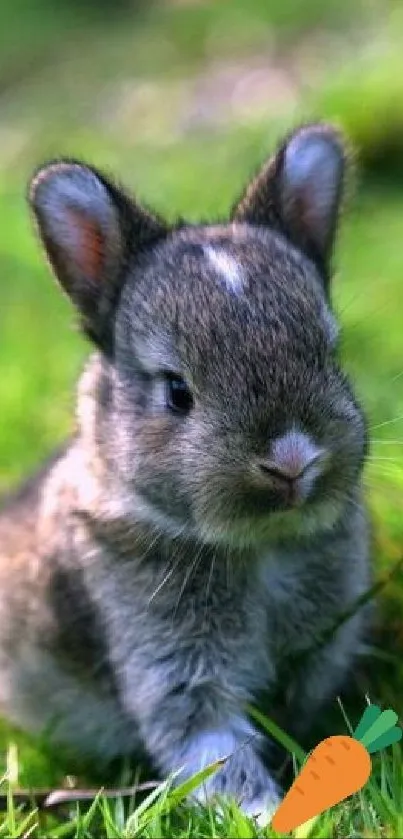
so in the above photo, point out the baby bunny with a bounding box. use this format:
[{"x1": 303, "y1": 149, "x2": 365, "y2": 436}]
[{"x1": 0, "y1": 123, "x2": 370, "y2": 820}]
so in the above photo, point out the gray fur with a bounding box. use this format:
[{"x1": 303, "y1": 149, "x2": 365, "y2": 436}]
[{"x1": 0, "y1": 124, "x2": 370, "y2": 818}]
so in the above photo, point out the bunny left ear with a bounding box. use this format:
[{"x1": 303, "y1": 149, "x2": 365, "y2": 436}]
[
  {"x1": 29, "y1": 160, "x2": 167, "y2": 352},
  {"x1": 232, "y1": 123, "x2": 348, "y2": 281}
]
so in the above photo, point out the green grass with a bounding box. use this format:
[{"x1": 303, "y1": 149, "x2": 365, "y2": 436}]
[
  {"x1": 1, "y1": 0, "x2": 403, "y2": 835},
  {"x1": 1, "y1": 710, "x2": 403, "y2": 837}
]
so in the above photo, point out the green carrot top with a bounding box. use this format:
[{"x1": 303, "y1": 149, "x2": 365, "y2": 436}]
[{"x1": 353, "y1": 704, "x2": 402, "y2": 754}]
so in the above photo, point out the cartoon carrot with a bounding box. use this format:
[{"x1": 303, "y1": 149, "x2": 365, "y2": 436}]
[{"x1": 271, "y1": 705, "x2": 402, "y2": 834}]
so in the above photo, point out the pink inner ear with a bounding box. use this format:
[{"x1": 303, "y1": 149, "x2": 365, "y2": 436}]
[{"x1": 67, "y1": 208, "x2": 104, "y2": 283}]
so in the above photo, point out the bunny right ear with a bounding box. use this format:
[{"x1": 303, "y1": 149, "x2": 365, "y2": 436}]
[
  {"x1": 30, "y1": 161, "x2": 167, "y2": 352},
  {"x1": 232, "y1": 124, "x2": 347, "y2": 283}
]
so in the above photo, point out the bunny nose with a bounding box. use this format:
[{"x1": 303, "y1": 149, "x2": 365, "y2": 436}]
[
  {"x1": 257, "y1": 432, "x2": 326, "y2": 505},
  {"x1": 257, "y1": 462, "x2": 302, "y2": 506},
  {"x1": 258, "y1": 453, "x2": 322, "y2": 482}
]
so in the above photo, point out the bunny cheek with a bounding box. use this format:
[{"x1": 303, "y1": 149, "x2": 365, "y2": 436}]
[
  {"x1": 134, "y1": 417, "x2": 178, "y2": 475},
  {"x1": 126, "y1": 417, "x2": 195, "y2": 523}
]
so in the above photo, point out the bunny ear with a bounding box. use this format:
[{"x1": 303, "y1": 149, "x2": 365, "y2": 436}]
[
  {"x1": 30, "y1": 160, "x2": 166, "y2": 352},
  {"x1": 232, "y1": 123, "x2": 347, "y2": 281}
]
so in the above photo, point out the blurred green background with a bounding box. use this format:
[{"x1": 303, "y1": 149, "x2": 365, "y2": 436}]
[{"x1": 1, "y1": 0, "x2": 403, "y2": 708}]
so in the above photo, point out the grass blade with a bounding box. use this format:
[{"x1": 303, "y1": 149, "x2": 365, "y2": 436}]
[
  {"x1": 125, "y1": 759, "x2": 224, "y2": 836},
  {"x1": 247, "y1": 706, "x2": 306, "y2": 765},
  {"x1": 158, "y1": 758, "x2": 224, "y2": 810}
]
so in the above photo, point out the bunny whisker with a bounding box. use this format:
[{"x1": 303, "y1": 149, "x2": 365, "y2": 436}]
[{"x1": 369, "y1": 414, "x2": 403, "y2": 431}]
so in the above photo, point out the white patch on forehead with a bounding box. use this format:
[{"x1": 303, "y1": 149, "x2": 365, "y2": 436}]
[{"x1": 204, "y1": 246, "x2": 244, "y2": 294}]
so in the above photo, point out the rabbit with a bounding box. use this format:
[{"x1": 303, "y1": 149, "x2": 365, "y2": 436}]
[{"x1": 0, "y1": 123, "x2": 370, "y2": 821}]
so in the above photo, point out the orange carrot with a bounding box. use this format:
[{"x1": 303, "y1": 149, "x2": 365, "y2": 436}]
[
  {"x1": 271, "y1": 705, "x2": 402, "y2": 834},
  {"x1": 272, "y1": 735, "x2": 369, "y2": 833}
]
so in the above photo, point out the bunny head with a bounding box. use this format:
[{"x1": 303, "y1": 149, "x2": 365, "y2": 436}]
[{"x1": 30, "y1": 124, "x2": 367, "y2": 548}]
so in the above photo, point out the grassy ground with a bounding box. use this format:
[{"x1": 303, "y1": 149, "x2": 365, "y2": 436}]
[{"x1": 1, "y1": 0, "x2": 403, "y2": 835}]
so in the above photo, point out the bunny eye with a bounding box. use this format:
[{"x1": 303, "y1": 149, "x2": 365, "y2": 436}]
[{"x1": 164, "y1": 373, "x2": 194, "y2": 414}]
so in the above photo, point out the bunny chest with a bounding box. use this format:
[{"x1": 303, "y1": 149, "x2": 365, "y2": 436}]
[{"x1": 96, "y1": 551, "x2": 276, "y2": 722}]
